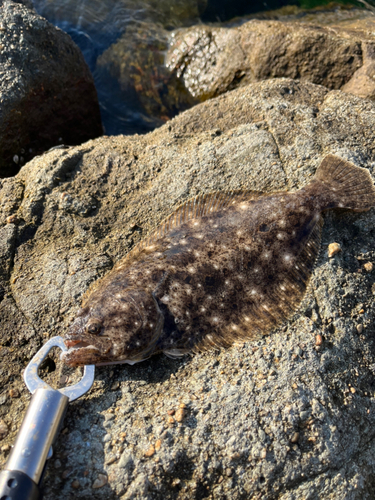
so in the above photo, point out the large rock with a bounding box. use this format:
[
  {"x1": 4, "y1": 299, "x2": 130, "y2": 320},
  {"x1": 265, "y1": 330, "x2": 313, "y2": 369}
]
[
  {"x1": 0, "y1": 0, "x2": 102, "y2": 177},
  {"x1": 96, "y1": 23, "x2": 199, "y2": 131},
  {"x1": 1, "y1": 78, "x2": 375, "y2": 499},
  {"x1": 166, "y1": 17, "x2": 375, "y2": 102}
]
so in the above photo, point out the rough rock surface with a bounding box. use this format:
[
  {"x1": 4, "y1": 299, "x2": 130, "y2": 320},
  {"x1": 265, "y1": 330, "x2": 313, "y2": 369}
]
[
  {"x1": 0, "y1": 0, "x2": 102, "y2": 178},
  {"x1": 166, "y1": 17, "x2": 375, "y2": 102},
  {"x1": 1, "y1": 78, "x2": 375, "y2": 499}
]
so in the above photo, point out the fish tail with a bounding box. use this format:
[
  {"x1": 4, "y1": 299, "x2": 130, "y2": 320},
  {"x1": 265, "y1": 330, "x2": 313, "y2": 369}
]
[{"x1": 313, "y1": 154, "x2": 375, "y2": 212}]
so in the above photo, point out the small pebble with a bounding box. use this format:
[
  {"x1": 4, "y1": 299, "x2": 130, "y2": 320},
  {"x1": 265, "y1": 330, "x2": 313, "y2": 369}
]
[
  {"x1": 71, "y1": 480, "x2": 80, "y2": 489},
  {"x1": 175, "y1": 408, "x2": 186, "y2": 422},
  {"x1": 290, "y1": 432, "x2": 300, "y2": 443},
  {"x1": 167, "y1": 409, "x2": 175, "y2": 416},
  {"x1": 59, "y1": 375, "x2": 68, "y2": 386},
  {"x1": 167, "y1": 416, "x2": 175, "y2": 424},
  {"x1": 226, "y1": 468, "x2": 233, "y2": 477},
  {"x1": 155, "y1": 439, "x2": 162, "y2": 451},
  {"x1": 103, "y1": 434, "x2": 111, "y2": 443},
  {"x1": 6, "y1": 214, "x2": 19, "y2": 225},
  {"x1": 299, "y1": 411, "x2": 310, "y2": 421},
  {"x1": 364, "y1": 262, "x2": 373, "y2": 272},
  {"x1": 350, "y1": 387, "x2": 356, "y2": 394},
  {"x1": 260, "y1": 448, "x2": 267, "y2": 459},
  {"x1": 327, "y1": 242, "x2": 341, "y2": 258},
  {"x1": 1, "y1": 444, "x2": 10, "y2": 453},
  {"x1": 9, "y1": 388, "x2": 19, "y2": 398},
  {"x1": 92, "y1": 474, "x2": 108, "y2": 489},
  {"x1": 0, "y1": 420, "x2": 8, "y2": 439},
  {"x1": 144, "y1": 445, "x2": 155, "y2": 457},
  {"x1": 111, "y1": 381, "x2": 120, "y2": 391},
  {"x1": 356, "y1": 324, "x2": 363, "y2": 334},
  {"x1": 315, "y1": 334, "x2": 323, "y2": 346}
]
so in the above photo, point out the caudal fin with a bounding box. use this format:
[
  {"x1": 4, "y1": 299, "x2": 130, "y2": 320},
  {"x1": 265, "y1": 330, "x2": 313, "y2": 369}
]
[{"x1": 314, "y1": 154, "x2": 375, "y2": 211}]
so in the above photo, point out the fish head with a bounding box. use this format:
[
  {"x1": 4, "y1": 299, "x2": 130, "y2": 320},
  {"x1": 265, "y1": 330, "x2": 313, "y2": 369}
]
[{"x1": 62, "y1": 287, "x2": 163, "y2": 366}]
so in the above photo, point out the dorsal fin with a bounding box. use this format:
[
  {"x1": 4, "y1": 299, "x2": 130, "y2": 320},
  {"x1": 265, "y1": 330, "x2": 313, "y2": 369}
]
[
  {"x1": 82, "y1": 191, "x2": 264, "y2": 303},
  {"x1": 124, "y1": 191, "x2": 263, "y2": 258}
]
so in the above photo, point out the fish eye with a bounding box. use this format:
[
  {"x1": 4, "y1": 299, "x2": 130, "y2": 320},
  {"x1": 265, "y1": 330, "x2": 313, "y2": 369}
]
[{"x1": 86, "y1": 320, "x2": 102, "y2": 334}]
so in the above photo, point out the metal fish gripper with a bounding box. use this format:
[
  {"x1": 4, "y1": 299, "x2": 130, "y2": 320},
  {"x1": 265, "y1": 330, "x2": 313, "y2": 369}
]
[{"x1": 0, "y1": 336, "x2": 95, "y2": 500}]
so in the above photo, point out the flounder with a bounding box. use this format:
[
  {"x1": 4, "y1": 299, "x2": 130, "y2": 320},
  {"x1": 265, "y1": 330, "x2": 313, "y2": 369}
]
[{"x1": 62, "y1": 155, "x2": 375, "y2": 366}]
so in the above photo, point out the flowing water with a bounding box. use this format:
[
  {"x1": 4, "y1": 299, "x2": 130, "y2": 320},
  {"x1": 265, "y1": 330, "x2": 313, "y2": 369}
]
[{"x1": 31, "y1": 0, "x2": 371, "y2": 136}]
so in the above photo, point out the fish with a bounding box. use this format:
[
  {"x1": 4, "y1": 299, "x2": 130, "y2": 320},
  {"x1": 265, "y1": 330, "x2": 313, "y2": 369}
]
[{"x1": 62, "y1": 155, "x2": 375, "y2": 367}]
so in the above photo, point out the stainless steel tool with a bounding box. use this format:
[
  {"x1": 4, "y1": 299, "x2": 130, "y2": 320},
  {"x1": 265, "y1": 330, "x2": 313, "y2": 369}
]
[{"x1": 0, "y1": 336, "x2": 95, "y2": 500}]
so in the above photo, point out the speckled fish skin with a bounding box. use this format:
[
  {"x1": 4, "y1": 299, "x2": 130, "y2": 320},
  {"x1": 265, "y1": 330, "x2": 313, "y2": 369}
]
[{"x1": 62, "y1": 155, "x2": 375, "y2": 366}]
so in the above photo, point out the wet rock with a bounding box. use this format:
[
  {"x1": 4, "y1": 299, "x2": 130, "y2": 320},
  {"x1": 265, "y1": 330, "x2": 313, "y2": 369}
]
[
  {"x1": 166, "y1": 18, "x2": 375, "y2": 102},
  {"x1": 97, "y1": 23, "x2": 198, "y2": 129},
  {"x1": 1, "y1": 79, "x2": 375, "y2": 499},
  {"x1": 0, "y1": 0, "x2": 102, "y2": 177}
]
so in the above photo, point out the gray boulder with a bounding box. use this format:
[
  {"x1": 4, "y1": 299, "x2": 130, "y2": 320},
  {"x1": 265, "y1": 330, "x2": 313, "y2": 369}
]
[
  {"x1": 0, "y1": 0, "x2": 102, "y2": 177},
  {"x1": 0, "y1": 78, "x2": 375, "y2": 499}
]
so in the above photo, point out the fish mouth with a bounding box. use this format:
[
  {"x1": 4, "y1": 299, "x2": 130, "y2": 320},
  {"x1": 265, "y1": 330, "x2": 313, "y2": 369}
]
[
  {"x1": 64, "y1": 341, "x2": 101, "y2": 353},
  {"x1": 63, "y1": 337, "x2": 112, "y2": 354},
  {"x1": 65, "y1": 339, "x2": 85, "y2": 348},
  {"x1": 61, "y1": 339, "x2": 108, "y2": 367}
]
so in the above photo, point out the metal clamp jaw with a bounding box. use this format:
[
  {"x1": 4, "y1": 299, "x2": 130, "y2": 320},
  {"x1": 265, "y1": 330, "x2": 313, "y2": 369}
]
[{"x1": 0, "y1": 337, "x2": 95, "y2": 500}]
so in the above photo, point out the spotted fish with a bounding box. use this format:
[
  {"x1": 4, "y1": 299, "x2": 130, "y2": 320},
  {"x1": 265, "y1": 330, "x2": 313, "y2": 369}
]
[{"x1": 62, "y1": 155, "x2": 375, "y2": 366}]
